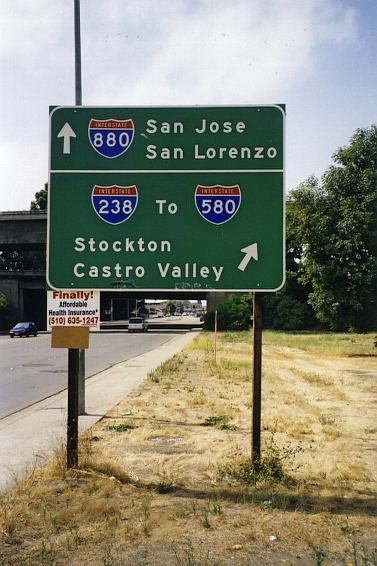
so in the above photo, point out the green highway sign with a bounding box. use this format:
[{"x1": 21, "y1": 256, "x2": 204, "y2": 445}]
[{"x1": 48, "y1": 105, "x2": 285, "y2": 292}]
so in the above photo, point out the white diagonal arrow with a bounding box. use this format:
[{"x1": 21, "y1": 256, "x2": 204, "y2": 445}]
[
  {"x1": 57, "y1": 122, "x2": 76, "y2": 154},
  {"x1": 238, "y1": 243, "x2": 258, "y2": 271}
]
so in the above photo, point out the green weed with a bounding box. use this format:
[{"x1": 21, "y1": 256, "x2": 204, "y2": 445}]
[
  {"x1": 102, "y1": 544, "x2": 124, "y2": 566},
  {"x1": 219, "y1": 434, "x2": 303, "y2": 485},
  {"x1": 172, "y1": 537, "x2": 213, "y2": 566},
  {"x1": 311, "y1": 546, "x2": 326, "y2": 566},
  {"x1": 318, "y1": 414, "x2": 336, "y2": 426},
  {"x1": 365, "y1": 427, "x2": 377, "y2": 434},
  {"x1": 201, "y1": 415, "x2": 230, "y2": 427},
  {"x1": 200, "y1": 415, "x2": 238, "y2": 430},
  {"x1": 202, "y1": 509, "x2": 211, "y2": 529},
  {"x1": 149, "y1": 354, "x2": 186, "y2": 383},
  {"x1": 107, "y1": 422, "x2": 138, "y2": 432},
  {"x1": 210, "y1": 498, "x2": 222, "y2": 515}
]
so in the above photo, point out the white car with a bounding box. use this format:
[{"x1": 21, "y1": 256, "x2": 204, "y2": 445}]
[{"x1": 128, "y1": 317, "x2": 148, "y2": 332}]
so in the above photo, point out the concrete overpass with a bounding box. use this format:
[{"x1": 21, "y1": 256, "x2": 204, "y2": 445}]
[
  {"x1": 0, "y1": 210, "x2": 47, "y2": 249},
  {"x1": 0, "y1": 211, "x2": 227, "y2": 328},
  {"x1": 0, "y1": 211, "x2": 47, "y2": 328}
]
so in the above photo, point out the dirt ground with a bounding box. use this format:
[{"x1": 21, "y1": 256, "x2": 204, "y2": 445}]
[{"x1": 1, "y1": 331, "x2": 376, "y2": 565}]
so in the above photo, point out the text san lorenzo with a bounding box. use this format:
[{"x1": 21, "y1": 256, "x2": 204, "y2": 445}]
[{"x1": 144, "y1": 118, "x2": 278, "y2": 161}]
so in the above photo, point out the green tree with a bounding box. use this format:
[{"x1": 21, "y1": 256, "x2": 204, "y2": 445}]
[
  {"x1": 164, "y1": 300, "x2": 176, "y2": 316},
  {"x1": 30, "y1": 182, "x2": 48, "y2": 210},
  {"x1": 204, "y1": 294, "x2": 252, "y2": 331},
  {"x1": 263, "y1": 180, "x2": 317, "y2": 330},
  {"x1": 291, "y1": 126, "x2": 377, "y2": 331}
]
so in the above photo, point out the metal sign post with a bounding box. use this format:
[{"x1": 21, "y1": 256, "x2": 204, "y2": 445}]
[
  {"x1": 51, "y1": 326, "x2": 89, "y2": 468},
  {"x1": 252, "y1": 292, "x2": 263, "y2": 464},
  {"x1": 78, "y1": 348, "x2": 85, "y2": 415},
  {"x1": 67, "y1": 348, "x2": 80, "y2": 468},
  {"x1": 214, "y1": 309, "x2": 218, "y2": 364}
]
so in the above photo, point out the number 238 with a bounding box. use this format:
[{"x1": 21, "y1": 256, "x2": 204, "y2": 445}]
[{"x1": 98, "y1": 199, "x2": 133, "y2": 215}]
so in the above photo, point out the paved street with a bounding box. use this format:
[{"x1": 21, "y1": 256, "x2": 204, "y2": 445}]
[{"x1": 0, "y1": 330, "x2": 180, "y2": 419}]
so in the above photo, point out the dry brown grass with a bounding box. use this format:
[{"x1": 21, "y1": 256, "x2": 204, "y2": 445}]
[{"x1": 0, "y1": 331, "x2": 376, "y2": 565}]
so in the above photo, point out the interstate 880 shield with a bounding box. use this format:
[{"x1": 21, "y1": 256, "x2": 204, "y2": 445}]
[{"x1": 88, "y1": 118, "x2": 134, "y2": 158}]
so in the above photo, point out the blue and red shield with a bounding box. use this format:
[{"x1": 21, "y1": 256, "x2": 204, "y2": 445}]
[
  {"x1": 195, "y1": 184, "x2": 241, "y2": 225},
  {"x1": 88, "y1": 118, "x2": 134, "y2": 158},
  {"x1": 92, "y1": 185, "x2": 138, "y2": 225}
]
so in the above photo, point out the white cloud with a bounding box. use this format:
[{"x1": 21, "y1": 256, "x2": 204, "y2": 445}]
[
  {"x1": 0, "y1": 1, "x2": 72, "y2": 61},
  {"x1": 0, "y1": 0, "x2": 363, "y2": 210},
  {"x1": 84, "y1": 0, "x2": 358, "y2": 105}
]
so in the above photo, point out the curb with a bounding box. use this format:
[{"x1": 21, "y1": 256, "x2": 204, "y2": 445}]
[{"x1": 0, "y1": 331, "x2": 199, "y2": 493}]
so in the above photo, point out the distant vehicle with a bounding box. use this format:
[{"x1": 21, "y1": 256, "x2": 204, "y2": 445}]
[
  {"x1": 128, "y1": 317, "x2": 148, "y2": 333},
  {"x1": 9, "y1": 322, "x2": 38, "y2": 338}
]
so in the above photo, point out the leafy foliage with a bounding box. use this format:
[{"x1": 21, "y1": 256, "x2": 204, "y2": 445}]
[
  {"x1": 219, "y1": 435, "x2": 302, "y2": 485},
  {"x1": 263, "y1": 176, "x2": 318, "y2": 330},
  {"x1": 263, "y1": 293, "x2": 311, "y2": 330},
  {"x1": 264, "y1": 126, "x2": 377, "y2": 331},
  {"x1": 204, "y1": 294, "x2": 252, "y2": 330},
  {"x1": 0, "y1": 249, "x2": 45, "y2": 271},
  {"x1": 30, "y1": 182, "x2": 48, "y2": 210},
  {"x1": 107, "y1": 422, "x2": 138, "y2": 432},
  {"x1": 0, "y1": 291, "x2": 9, "y2": 330},
  {"x1": 164, "y1": 300, "x2": 176, "y2": 316},
  {"x1": 0, "y1": 292, "x2": 7, "y2": 311},
  {"x1": 290, "y1": 126, "x2": 377, "y2": 331}
]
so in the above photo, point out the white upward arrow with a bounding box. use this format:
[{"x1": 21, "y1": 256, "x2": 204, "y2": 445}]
[
  {"x1": 57, "y1": 122, "x2": 76, "y2": 154},
  {"x1": 238, "y1": 243, "x2": 258, "y2": 271}
]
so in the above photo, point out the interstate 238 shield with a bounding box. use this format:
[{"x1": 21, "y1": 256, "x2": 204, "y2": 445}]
[
  {"x1": 195, "y1": 184, "x2": 241, "y2": 225},
  {"x1": 92, "y1": 185, "x2": 138, "y2": 225},
  {"x1": 88, "y1": 118, "x2": 134, "y2": 158}
]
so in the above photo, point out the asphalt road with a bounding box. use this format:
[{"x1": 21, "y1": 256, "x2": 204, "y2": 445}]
[{"x1": 0, "y1": 330, "x2": 180, "y2": 419}]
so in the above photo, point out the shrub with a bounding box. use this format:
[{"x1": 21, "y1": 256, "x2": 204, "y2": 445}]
[
  {"x1": 204, "y1": 294, "x2": 252, "y2": 331},
  {"x1": 263, "y1": 294, "x2": 313, "y2": 330}
]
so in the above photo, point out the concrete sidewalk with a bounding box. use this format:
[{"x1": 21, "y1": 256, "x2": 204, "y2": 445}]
[{"x1": 0, "y1": 331, "x2": 198, "y2": 493}]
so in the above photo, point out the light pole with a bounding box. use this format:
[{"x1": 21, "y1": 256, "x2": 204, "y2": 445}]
[{"x1": 74, "y1": 0, "x2": 82, "y2": 105}]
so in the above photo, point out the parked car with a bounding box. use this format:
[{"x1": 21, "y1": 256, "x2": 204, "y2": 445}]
[
  {"x1": 128, "y1": 317, "x2": 148, "y2": 333},
  {"x1": 9, "y1": 322, "x2": 38, "y2": 338}
]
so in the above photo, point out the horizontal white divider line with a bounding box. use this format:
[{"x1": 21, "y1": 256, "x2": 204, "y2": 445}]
[{"x1": 50, "y1": 169, "x2": 284, "y2": 174}]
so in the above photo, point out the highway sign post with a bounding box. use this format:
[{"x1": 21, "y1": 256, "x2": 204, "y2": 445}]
[{"x1": 48, "y1": 105, "x2": 285, "y2": 293}]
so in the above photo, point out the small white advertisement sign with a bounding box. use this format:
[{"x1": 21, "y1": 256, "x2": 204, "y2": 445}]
[{"x1": 47, "y1": 291, "x2": 100, "y2": 331}]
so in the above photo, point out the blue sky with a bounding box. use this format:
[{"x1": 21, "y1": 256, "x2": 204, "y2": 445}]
[{"x1": 0, "y1": 0, "x2": 376, "y2": 211}]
